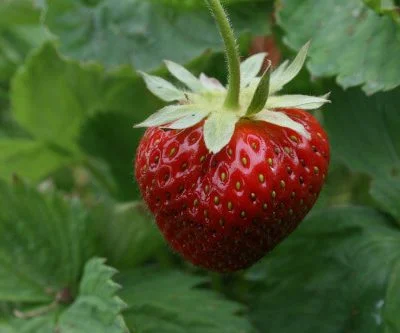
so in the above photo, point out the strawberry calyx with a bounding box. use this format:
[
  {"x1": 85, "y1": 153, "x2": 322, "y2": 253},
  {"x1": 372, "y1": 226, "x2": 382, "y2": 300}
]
[{"x1": 135, "y1": 1, "x2": 330, "y2": 154}]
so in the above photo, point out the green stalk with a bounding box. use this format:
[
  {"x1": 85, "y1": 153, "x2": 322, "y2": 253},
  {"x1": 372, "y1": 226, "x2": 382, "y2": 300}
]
[{"x1": 206, "y1": 0, "x2": 241, "y2": 110}]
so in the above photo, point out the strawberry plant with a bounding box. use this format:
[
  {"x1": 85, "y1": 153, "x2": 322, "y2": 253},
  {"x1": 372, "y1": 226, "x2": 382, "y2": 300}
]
[{"x1": 0, "y1": 0, "x2": 400, "y2": 332}]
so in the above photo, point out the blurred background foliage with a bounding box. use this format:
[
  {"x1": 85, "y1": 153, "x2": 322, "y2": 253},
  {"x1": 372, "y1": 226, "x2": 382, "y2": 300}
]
[{"x1": 0, "y1": 0, "x2": 399, "y2": 332}]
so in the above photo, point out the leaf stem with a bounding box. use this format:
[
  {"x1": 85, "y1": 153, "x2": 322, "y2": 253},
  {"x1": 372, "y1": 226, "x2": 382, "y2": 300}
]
[
  {"x1": 14, "y1": 301, "x2": 58, "y2": 319},
  {"x1": 206, "y1": 0, "x2": 241, "y2": 110}
]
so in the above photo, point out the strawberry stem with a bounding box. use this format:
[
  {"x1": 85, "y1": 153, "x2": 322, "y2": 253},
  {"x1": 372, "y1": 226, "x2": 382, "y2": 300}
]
[{"x1": 206, "y1": 0, "x2": 241, "y2": 110}]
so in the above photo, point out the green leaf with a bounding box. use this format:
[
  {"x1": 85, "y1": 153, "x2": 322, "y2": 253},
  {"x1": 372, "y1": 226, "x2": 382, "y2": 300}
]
[
  {"x1": 58, "y1": 258, "x2": 128, "y2": 333},
  {"x1": 83, "y1": 156, "x2": 120, "y2": 198},
  {"x1": 0, "y1": 0, "x2": 42, "y2": 27},
  {"x1": 0, "y1": 180, "x2": 97, "y2": 302},
  {"x1": 383, "y1": 261, "x2": 400, "y2": 332},
  {"x1": 324, "y1": 87, "x2": 400, "y2": 178},
  {"x1": 9, "y1": 40, "x2": 163, "y2": 191},
  {"x1": 0, "y1": 139, "x2": 74, "y2": 182},
  {"x1": 79, "y1": 111, "x2": 142, "y2": 200},
  {"x1": 93, "y1": 202, "x2": 165, "y2": 270},
  {"x1": 370, "y1": 177, "x2": 400, "y2": 225},
  {"x1": 5, "y1": 259, "x2": 128, "y2": 333},
  {"x1": 7, "y1": 313, "x2": 57, "y2": 333},
  {"x1": 0, "y1": 27, "x2": 50, "y2": 83},
  {"x1": 0, "y1": 0, "x2": 51, "y2": 82},
  {"x1": 247, "y1": 206, "x2": 400, "y2": 333},
  {"x1": 119, "y1": 268, "x2": 254, "y2": 333},
  {"x1": 277, "y1": 0, "x2": 400, "y2": 94},
  {"x1": 17, "y1": 314, "x2": 57, "y2": 333},
  {"x1": 45, "y1": 0, "x2": 271, "y2": 71},
  {"x1": 0, "y1": 320, "x2": 15, "y2": 333},
  {"x1": 315, "y1": 163, "x2": 374, "y2": 209},
  {"x1": 363, "y1": 0, "x2": 400, "y2": 24},
  {"x1": 11, "y1": 42, "x2": 158, "y2": 155},
  {"x1": 0, "y1": 98, "x2": 28, "y2": 140},
  {"x1": 11, "y1": 43, "x2": 106, "y2": 152}
]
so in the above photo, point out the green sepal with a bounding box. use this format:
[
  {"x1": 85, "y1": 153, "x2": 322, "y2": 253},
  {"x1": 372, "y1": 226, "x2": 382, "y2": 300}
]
[{"x1": 245, "y1": 61, "x2": 271, "y2": 116}]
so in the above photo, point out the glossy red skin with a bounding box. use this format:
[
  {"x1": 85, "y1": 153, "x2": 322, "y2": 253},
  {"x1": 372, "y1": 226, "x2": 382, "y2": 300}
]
[{"x1": 135, "y1": 109, "x2": 330, "y2": 272}]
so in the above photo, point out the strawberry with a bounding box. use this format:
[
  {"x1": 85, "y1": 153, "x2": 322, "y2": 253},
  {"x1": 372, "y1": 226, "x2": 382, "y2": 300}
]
[
  {"x1": 135, "y1": 111, "x2": 329, "y2": 272},
  {"x1": 134, "y1": 0, "x2": 330, "y2": 272}
]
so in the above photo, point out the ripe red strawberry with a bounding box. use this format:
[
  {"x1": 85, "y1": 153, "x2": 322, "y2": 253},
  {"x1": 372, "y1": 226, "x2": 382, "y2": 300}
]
[
  {"x1": 133, "y1": 0, "x2": 330, "y2": 272},
  {"x1": 135, "y1": 109, "x2": 329, "y2": 272}
]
